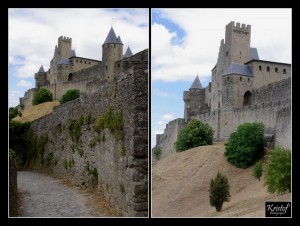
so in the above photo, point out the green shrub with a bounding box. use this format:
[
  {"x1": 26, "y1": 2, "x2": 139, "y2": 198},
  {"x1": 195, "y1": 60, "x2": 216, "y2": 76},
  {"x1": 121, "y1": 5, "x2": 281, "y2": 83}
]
[
  {"x1": 265, "y1": 146, "x2": 291, "y2": 194},
  {"x1": 60, "y1": 89, "x2": 80, "y2": 104},
  {"x1": 224, "y1": 122, "x2": 266, "y2": 169},
  {"x1": 9, "y1": 107, "x2": 22, "y2": 121},
  {"x1": 253, "y1": 160, "x2": 263, "y2": 181},
  {"x1": 68, "y1": 118, "x2": 82, "y2": 143},
  {"x1": 209, "y1": 171, "x2": 230, "y2": 212},
  {"x1": 9, "y1": 121, "x2": 31, "y2": 166},
  {"x1": 32, "y1": 88, "x2": 53, "y2": 105},
  {"x1": 175, "y1": 118, "x2": 214, "y2": 152},
  {"x1": 153, "y1": 146, "x2": 162, "y2": 160}
]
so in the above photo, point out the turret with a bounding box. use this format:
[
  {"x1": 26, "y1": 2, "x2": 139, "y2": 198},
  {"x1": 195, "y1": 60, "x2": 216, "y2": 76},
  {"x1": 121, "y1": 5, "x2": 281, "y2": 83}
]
[
  {"x1": 123, "y1": 46, "x2": 133, "y2": 58},
  {"x1": 35, "y1": 65, "x2": 47, "y2": 89},
  {"x1": 102, "y1": 27, "x2": 123, "y2": 81}
]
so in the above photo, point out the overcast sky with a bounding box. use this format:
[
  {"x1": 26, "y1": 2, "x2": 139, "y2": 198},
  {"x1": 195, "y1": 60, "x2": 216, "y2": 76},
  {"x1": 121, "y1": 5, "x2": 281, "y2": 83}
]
[
  {"x1": 9, "y1": 8, "x2": 149, "y2": 107},
  {"x1": 151, "y1": 8, "x2": 291, "y2": 148}
]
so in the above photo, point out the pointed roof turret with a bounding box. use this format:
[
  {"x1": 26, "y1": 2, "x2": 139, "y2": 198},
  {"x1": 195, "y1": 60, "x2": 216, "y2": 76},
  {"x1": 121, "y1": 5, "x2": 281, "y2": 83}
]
[
  {"x1": 189, "y1": 75, "x2": 202, "y2": 90},
  {"x1": 103, "y1": 27, "x2": 123, "y2": 45},
  {"x1": 38, "y1": 65, "x2": 45, "y2": 73},
  {"x1": 124, "y1": 46, "x2": 133, "y2": 58}
]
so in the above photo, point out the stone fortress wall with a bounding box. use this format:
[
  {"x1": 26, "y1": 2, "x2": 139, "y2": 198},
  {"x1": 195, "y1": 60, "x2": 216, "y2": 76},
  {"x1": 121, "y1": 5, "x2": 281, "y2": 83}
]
[{"x1": 28, "y1": 63, "x2": 148, "y2": 217}]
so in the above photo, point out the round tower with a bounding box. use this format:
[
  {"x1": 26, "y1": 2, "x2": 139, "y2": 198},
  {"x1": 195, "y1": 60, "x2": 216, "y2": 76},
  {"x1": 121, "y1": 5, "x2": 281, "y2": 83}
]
[{"x1": 102, "y1": 27, "x2": 123, "y2": 81}]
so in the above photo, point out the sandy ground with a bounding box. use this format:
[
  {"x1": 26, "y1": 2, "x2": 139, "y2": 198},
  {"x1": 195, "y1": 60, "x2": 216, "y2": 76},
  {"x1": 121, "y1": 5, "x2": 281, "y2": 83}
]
[
  {"x1": 13, "y1": 100, "x2": 60, "y2": 123},
  {"x1": 152, "y1": 142, "x2": 291, "y2": 217}
]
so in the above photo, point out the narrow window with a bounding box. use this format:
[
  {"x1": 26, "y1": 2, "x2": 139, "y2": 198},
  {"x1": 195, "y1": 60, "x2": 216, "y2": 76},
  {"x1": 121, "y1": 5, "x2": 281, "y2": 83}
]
[
  {"x1": 275, "y1": 67, "x2": 278, "y2": 72},
  {"x1": 248, "y1": 78, "x2": 250, "y2": 82},
  {"x1": 267, "y1": 66, "x2": 270, "y2": 72},
  {"x1": 226, "y1": 51, "x2": 228, "y2": 57},
  {"x1": 227, "y1": 77, "x2": 229, "y2": 81},
  {"x1": 80, "y1": 60, "x2": 82, "y2": 63},
  {"x1": 259, "y1": 65, "x2": 262, "y2": 71},
  {"x1": 283, "y1": 69, "x2": 286, "y2": 74},
  {"x1": 89, "y1": 62, "x2": 91, "y2": 64},
  {"x1": 240, "y1": 77, "x2": 242, "y2": 81},
  {"x1": 76, "y1": 60, "x2": 78, "y2": 63}
]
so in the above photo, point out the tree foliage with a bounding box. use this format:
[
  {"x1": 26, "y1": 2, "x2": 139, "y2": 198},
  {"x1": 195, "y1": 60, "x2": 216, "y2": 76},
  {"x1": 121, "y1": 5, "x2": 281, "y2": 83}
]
[
  {"x1": 32, "y1": 87, "x2": 53, "y2": 105},
  {"x1": 9, "y1": 107, "x2": 22, "y2": 121},
  {"x1": 265, "y1": 146, "x2": 291, "y2": 194},
  {"x1": 224, "y1": 122, "x2": 266, "y2": 169},
  {"x1": 9, "y1": 121, "x2": 31, "y2": 167},
  {"x1": 175, "y1": 118, "x2": 214, "y2": 152},
  {"x1": 60, "y1": 89, "x2": 80, "y2": 104},
  {"x1": 209, "y1": 171, "x2": 230, "y2": 212},
  {"x1": 153, "y1": 146, "x2": 162, "y2": 160},
  {"x1": 253, "y1": 160, "x2": 263, "y2": 181}
]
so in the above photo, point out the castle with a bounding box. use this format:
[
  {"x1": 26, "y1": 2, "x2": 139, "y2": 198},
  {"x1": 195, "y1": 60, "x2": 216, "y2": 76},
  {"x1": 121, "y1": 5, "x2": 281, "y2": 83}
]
[
  {"x1": 156, "y1": 21, "x2": 291, "y2": 158},
  {"x1": 20, "y1": 27, "x2": 146, "y2": 109}
]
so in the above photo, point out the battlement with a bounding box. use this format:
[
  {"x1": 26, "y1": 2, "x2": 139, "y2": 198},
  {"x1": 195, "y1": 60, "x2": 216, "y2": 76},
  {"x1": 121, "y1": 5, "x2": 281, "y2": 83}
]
[
  {"x1": 226, "y1": 21, "x2": 251, "y2": 33},
  {"x1": 58, "y1": 36, "x2": 72, "y2": 43}
]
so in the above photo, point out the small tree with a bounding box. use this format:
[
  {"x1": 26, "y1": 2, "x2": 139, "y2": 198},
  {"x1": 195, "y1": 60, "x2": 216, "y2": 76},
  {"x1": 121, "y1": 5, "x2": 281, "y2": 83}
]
[
  {"x1": 175, "y1": 118, "x2": 214, "y2": 152},
  {"x1": 209, "y1": 171, "x2": 230, "y2": 212},
  {"x1": 153, "y1": 146, "x2": 162, "y2": 160},
  {"x1": 253, "y1": 160, "x2": 263, "y2": 181},
  {"x1": 265, "y1": 146, "x2": 291, "y2": 194},
  {"x1": 225, "y1": 122, "x2": 266, "y2": 169},
  {"x1": 32, "y1": 87, "x2": 53, "y2": 105},
  {"x1": 60, "y1": 89, "x2": 80, "y2": 104}
]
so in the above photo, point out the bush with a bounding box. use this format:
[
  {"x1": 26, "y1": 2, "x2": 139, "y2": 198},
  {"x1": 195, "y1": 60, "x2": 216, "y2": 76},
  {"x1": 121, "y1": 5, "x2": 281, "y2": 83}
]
[
  {"x1": 253, "y1": 160, "x2": 263, "y2": 181},
  {"x1": 265, "y1": 146, "x2": 291, "y2": 194},
  {"x1": 209, "y1": 171, "x2": 230, "y2": 212},
  {"x1": 153, "y1": 146, "x2": 162, "y2": 160},
  {"x1": 32, "y1": 87, "x2": 53, "y2": 105},
  {"x1": 9, "y1": 107, "x2": 22, "y2": 121},
  {"x1": 60, "y1": 89, "x2": 80, "y2": 104},
  {"x1": 175, "y1": 118, "x2": 214, "y2": 152},
  {"x1": 9, "y1": 121, "x2": 31, "y2": 167},
  {"x1": 224, "y1": 122, "x2": 266, "y2": 169}
]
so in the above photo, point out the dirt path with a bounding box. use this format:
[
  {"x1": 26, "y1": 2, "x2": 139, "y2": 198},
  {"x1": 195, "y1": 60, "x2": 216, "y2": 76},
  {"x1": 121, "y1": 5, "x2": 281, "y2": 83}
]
[
  {"x1": 17, "y1": 171, "x2": 116, "y2": 217},
  {"x1": 152, "y1": 142, "x2": 291, "y2": 217}
]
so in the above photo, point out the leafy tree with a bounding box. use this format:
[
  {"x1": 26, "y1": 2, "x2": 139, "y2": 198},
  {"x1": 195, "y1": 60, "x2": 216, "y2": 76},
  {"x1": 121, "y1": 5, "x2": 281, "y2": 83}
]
[
  {"x1": 32, "y1": 87, "x2": 53, "y2": 105},
  {"x1": 224, "y1": 122, "x2": 266, "y2": 169},
  {"x1": 265, "y1": 146, "x2": 291, "y2": 193},
  {"x1": 175, "y1": 118, "x2": 214, "y2": 152},
  {"x1": 253, "y1": 160, "x2": 263, "y2": 181},
  {"x1": 153, "y1": 146, "x2": 162, "y2": 160},
  {"x1": 9, "y1": 107, "x2": 22, "y2": 121},
  {"x1": 9, "y1": 121, "x2": 31, "y2": 167},
  {"x1": 209, "y1": 171, "x2": 230, "y2": 212},
  {"x1": 60, "y1": 89, "x2": 80, "y2": 104}
]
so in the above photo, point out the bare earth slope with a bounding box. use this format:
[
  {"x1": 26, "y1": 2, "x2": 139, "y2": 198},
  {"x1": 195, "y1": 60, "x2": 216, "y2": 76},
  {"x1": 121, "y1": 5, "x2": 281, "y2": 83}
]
[
  {"x1": 152, "y1": 142, "x2": 290, "y2": 217},
  {"x1": 13, "y1": 101, "x2": 60, "y2": 122}
]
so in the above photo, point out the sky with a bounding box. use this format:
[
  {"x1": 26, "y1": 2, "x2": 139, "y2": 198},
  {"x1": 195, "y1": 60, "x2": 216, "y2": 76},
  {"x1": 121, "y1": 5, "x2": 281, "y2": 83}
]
[
  {"x1": 8, "y1": 8, "x2": 149, "y2": 107},
  {"x1": 151, "y1": 8, "x2": 291, "y2": 148}
]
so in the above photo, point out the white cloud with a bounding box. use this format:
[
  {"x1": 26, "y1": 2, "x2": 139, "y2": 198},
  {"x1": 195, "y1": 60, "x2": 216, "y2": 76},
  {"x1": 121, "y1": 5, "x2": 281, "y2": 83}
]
[
  {"x1": 17, "y1": 80, "x2": 33, "y2": 87},
  {"x1": 152, "y1": 8, "x2": 291, "y2": 83},
  {"x1": 9, "y1": 8, "x2": 149, "y2": 106}
]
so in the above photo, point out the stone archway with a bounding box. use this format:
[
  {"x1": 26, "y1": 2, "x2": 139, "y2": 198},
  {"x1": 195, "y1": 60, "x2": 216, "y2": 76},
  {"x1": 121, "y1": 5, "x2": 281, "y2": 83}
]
[
  {"x1": 243, "y1": 91, "x2": 252, "y2": 106},
  {"x1": 68, "y1": 73, "x2": 73, "y2": 81}
]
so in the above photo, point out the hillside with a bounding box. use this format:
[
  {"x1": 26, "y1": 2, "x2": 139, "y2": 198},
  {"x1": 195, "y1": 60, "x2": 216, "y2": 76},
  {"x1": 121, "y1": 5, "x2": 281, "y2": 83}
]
[
  {"x1": 13, "y1": 101, "x2": 60, "y2": 123},
  {"x1": 152, "y1": 142, "x2": 291, "y2": 217}
]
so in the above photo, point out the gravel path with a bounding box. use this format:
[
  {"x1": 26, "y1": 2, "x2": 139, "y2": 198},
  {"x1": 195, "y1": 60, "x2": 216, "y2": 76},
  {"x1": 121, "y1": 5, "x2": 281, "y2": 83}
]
[{"x1": 18, "y1": 171, "x2": 95, "y2": 217}]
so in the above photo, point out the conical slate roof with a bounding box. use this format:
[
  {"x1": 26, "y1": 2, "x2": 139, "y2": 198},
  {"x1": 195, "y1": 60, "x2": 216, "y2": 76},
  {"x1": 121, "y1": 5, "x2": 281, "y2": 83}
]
[
  {"x1": 103, "y1": 27, "x2": 123, "y2": 45},
  {"x1": 38, "y1": 65, "x2": 45, "y2": 73},
  {"x1": 189, "y1": 75, "x2": 202, "y2": 89},
  {"x1": 123, "y1": 46, "x2": 133, "y2": 57}
]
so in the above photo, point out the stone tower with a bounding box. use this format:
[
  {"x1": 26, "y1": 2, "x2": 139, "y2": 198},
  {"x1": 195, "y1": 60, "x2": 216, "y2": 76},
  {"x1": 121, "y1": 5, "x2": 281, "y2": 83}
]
[
  {"x1": 210, "y1": 21, "x2": 251, "y2": 111},
  {"x1": 184, "y1": 75, "x2": 209, "y2": 122},
  {"x1": 102, "y1": 27, "x2": 123, "y2": 81},
  {"x1": 35, "y1": 65, "x2": 47, "y2": 90},
  {"x1": 57, "y1": 36, "x2": 72, "y2": 59}
]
